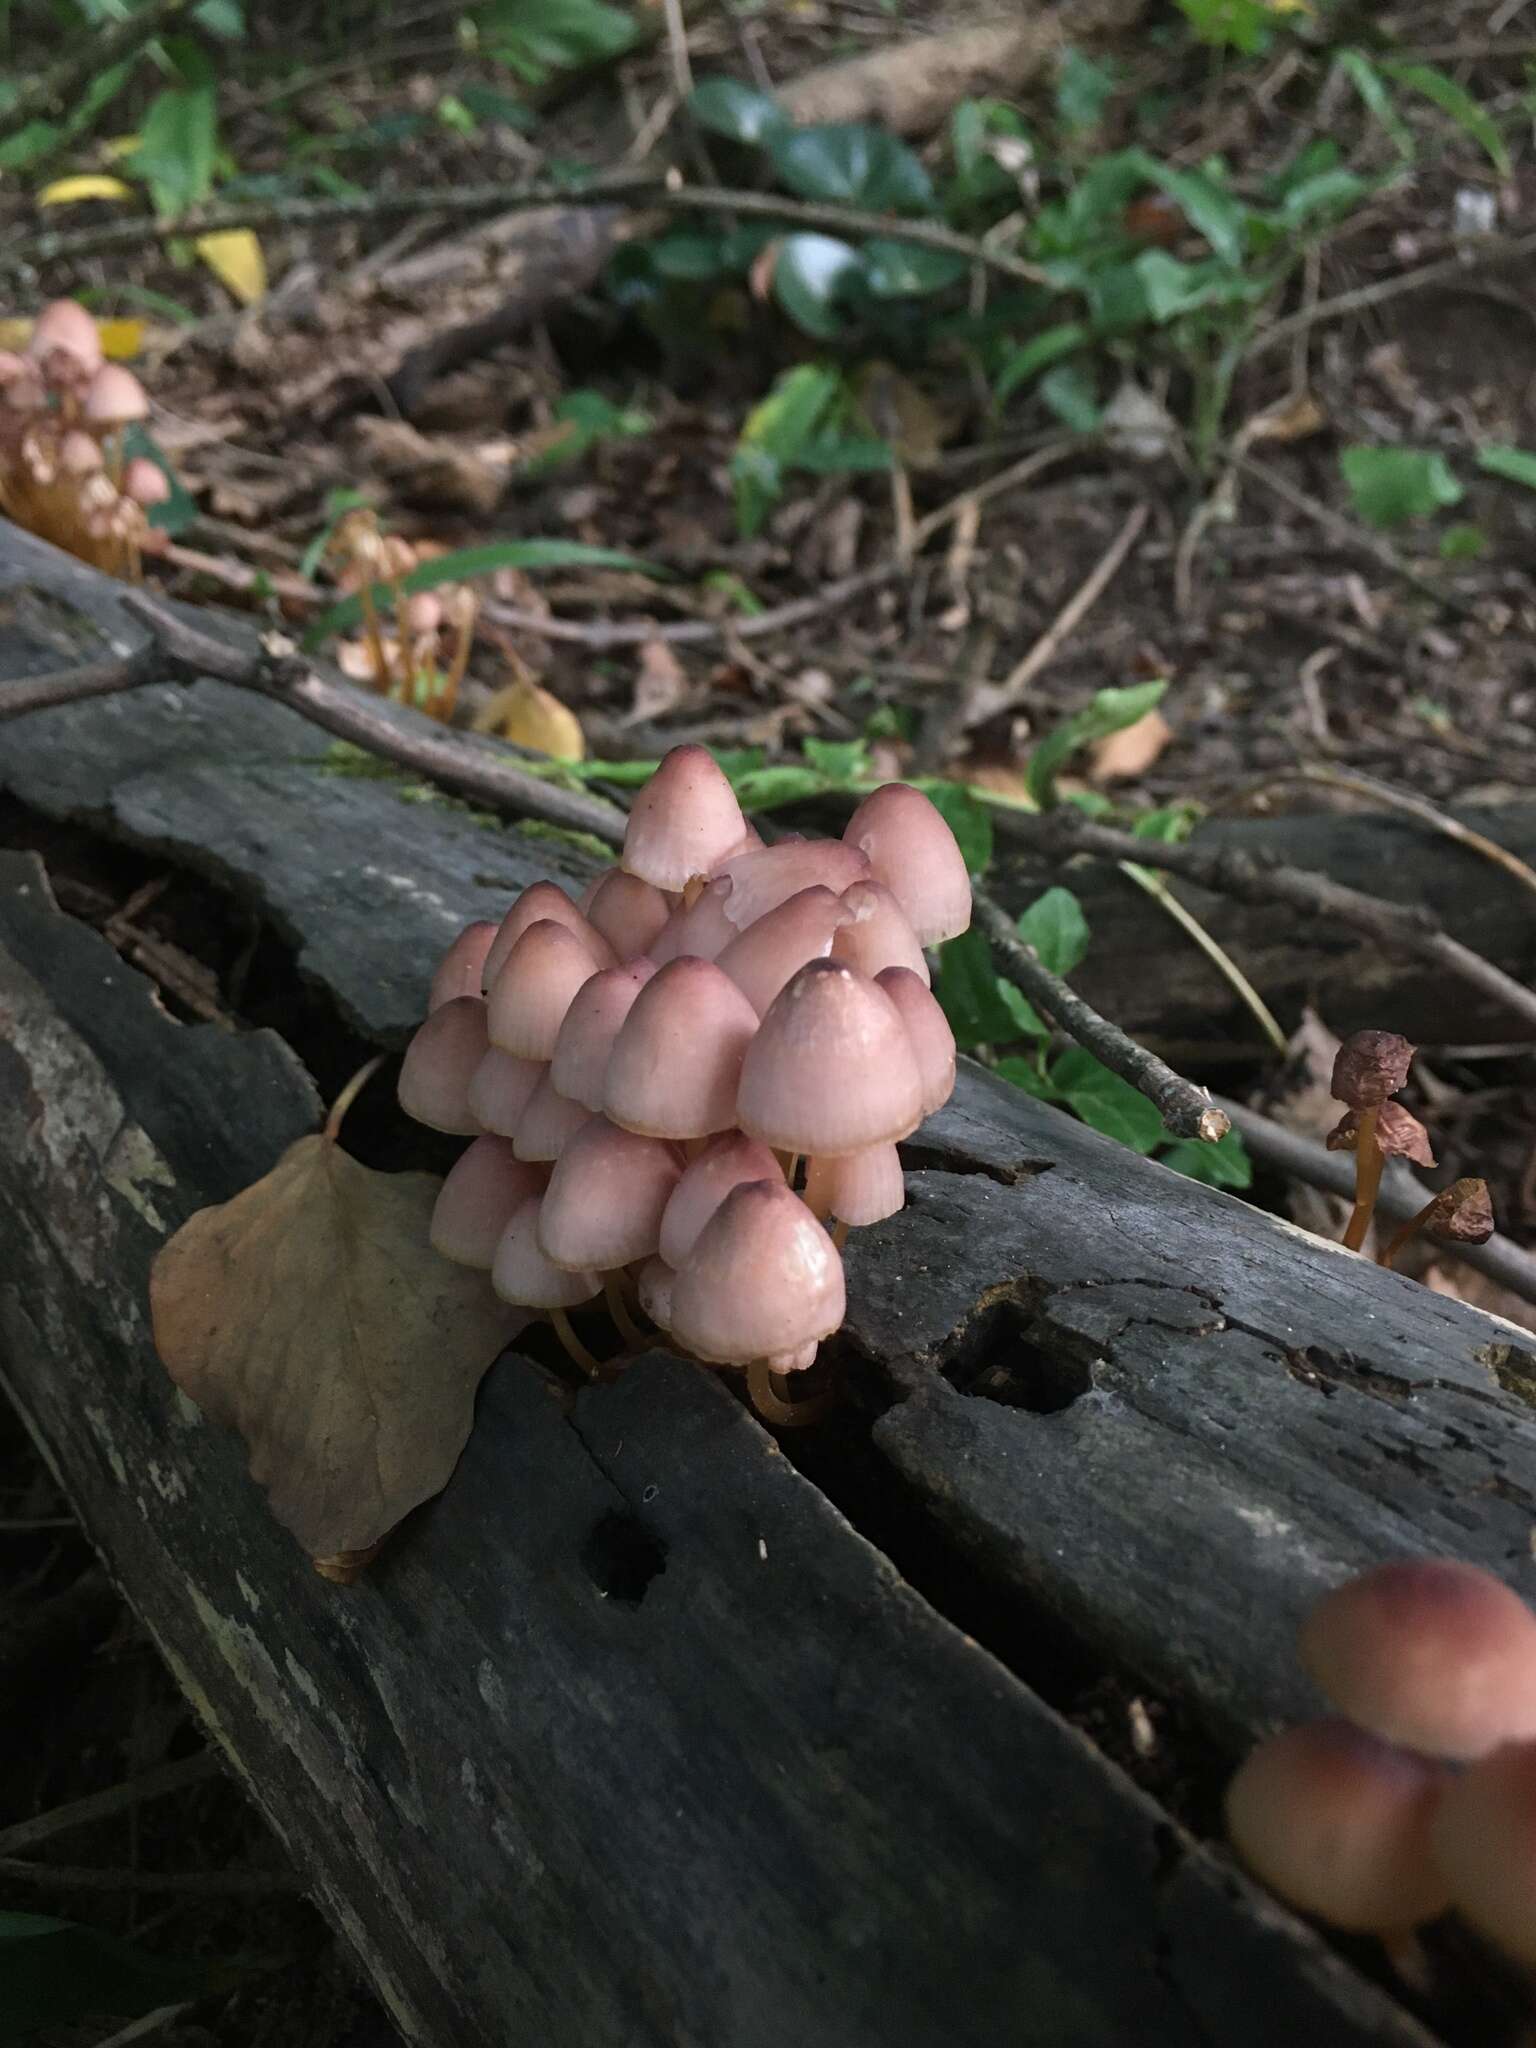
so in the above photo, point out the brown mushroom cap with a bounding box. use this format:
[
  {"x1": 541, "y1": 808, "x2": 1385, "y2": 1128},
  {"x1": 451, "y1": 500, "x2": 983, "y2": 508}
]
[
  {"x1": 605, "y1": 957, "x2": 761, "y2": 1140},
  {"x1": 621, "y1": 743, "x2": 748, "y2": 890},
  {"x1": 1299, "y1": 1559, "x2": 1536, "y2": 1761},
  {"x1": 397, "y1": 996, "x2": 487, "y2": 1135},
  {"x1": 738, "y1": 959, "x2": 923, "y2": 1156},
  {"x1": 430, "y1": 1139, "x2": 546, "y2": 1270},
  {"x1": 537, "y1": 1116, "x2": 683, "y2": 1271},
  {"x1": 843, "y1": 783, "x2": 972, "y2": 945},
  {"x1": 1426, "y1": 1176, "x2": 1495, "y2": 1246},
  {"x1": 714, "y1": 839, "x2": 870, "y2": 930},
  {"x1": 715, "y1": 885, "x2": 847, "y2": 1018},
  {"x1": 549, "y1": 959, "x2": 657, "y2": 1112},
  {"x1": 1331, "y1": 1030, "x2": 1415, "y2": 1110},
  {"x1": 465, "y1": 1048, "x2": 544, "y2": 1138},
  {"x1": 585, "y1": 869, "x2": 672, "y2": 962},
  {"x1": 658, "y1": 1132, "x2": 785, "y2": 1270},
  {"x1": 1430, "y1": 1737, "x2": 1536, "y2": 1964},
  {"x1": 875, "y1": 966, "x2": 956, "y2": 1118},
  {"x1": 831, "y1": 878, "x2": 930, "y2": 986},
  {"x1": 492, "y1": 1195, "x2": 600, "y2": 1309},
  {"x1": 1224, "y1": 1718, "x2": 1451, "y2": 1933},
  {"x1": 482, "y1": 882, "x2": 614, "y2": 990},
  {"x1": 429, "y1": 920, "x2": 499, "y2": 1012},
  {"x1": 1325, "y1": 1101, "x2": 1434, "y2": 1168},
  {"x1": 670, "y1": 1180, "x2": 846, "y2": 1365},
  {"x1": 486, "y1": 920, "x2": 603, "y2": 1061},
  {"x1": 804, "y1": 1142, "x2": 905, "y2": 1227},
  {"x1": 511, "y1": 1071, "x2": 593, "y2": 1163}
]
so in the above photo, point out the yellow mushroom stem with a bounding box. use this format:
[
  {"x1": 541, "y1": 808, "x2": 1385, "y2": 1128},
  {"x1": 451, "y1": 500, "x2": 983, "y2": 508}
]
[
  {"x1": 831, "y1": 1218, "x2": 851, "y2": 1252},
  {"x1": 1376, "y1": 1195, "x2": 1443, "y2": 1271},
  {"x1": 603, "y1": 1273, "x2": 649, "y2": 1349},
  {"x1": 550, "y1": 1307, "x2": 602, "y2": 1378},
  {"x1": 1341, "y1": 1105, "x2": 1384, "y2": 1253},
  {"x1": 746, "y1": 1359, "x2": 831, "y2": 1429}
]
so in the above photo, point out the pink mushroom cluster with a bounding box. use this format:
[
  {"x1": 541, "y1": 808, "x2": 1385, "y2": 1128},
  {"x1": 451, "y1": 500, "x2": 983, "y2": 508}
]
[
  {"x1": 397, "y1": 745, "x2": 966, "y2": 1420},
  {"x1": 1226, "y1": 1558, "x2": 1536, "y2": 1959},
  {"x1": 0, "y1": 299, "x2": 171, "y2": 579}
]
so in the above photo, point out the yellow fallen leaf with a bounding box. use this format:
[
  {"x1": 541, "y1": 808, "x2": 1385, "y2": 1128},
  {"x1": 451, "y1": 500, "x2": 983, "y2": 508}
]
[
  {"x1": 38, "y1": 173, "x2": 134, "y2": 205},
  {"x1": 101, "y1": 134, "x2": 143, "y2": 161},
  {"x1": 0, "y1": 318, "x2": 31, "y2": 351},
  {"x1": 96, "y1": 317, "x2": 146, "y2": 360},
  {"x1": 196, "y1": 229, "x2": 267, "y2": 305},
  {"x1": 473, "y1": 675, "x2": 585, "y2": 759},
  {"x1": 1088, "y1": 707, "x2": 1175, "y2": 784}
]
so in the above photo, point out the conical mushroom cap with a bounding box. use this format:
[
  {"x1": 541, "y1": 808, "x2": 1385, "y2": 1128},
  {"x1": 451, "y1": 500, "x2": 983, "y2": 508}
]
[
  {"x1": 804, "y1": 1142, "x2": 905, "y2": 1227},
  {"x1": 482, "y1": 881, "x2": 614, "y2": 990},
  {"x1": 430, "y1": 920, "x2": 499, "y2": 1011},
  {"x1": 716, "y1": 886, "x2": 846, "y2": 1018},
  {"x1": 550, "y1": 959, "x2": 657, "y2": 1112},
  {"x1": 622, "y1": 744, "x2": 748, "y2": 890},
  {"x1": 493, "y1": 1196, "x2": 600, "y2": 1309},
  {"x1": 659, "y1": 1132, "x2": 784, "y2": 1270},
  {"x1": 124, "y1": 455, "x2": 171, "y2": 507},
  {"x1": 512, "y1": 1071, "x2": 593, "y2": 1163},
  {"x1": 875, "y1": 966, "x2": 956, "y2": 1117},
  {"x1": 605, "y1": 958, "x2": 760, "y2": 1139},
  {"x1": 1431, "y1": 1738, "x2": 1536, "y2": 1965},
  {"x1": 28, "y1": 299, "x2": 102, "y2": 371},
  {"x1": 537, "y1": 1116, "x2": 682, "y2": 1270},
  {"x1": 431, "y1": 1139, "x2": 547, "y2": 1269},
  {"x1": 715, "y1": 839, "x2": 869, "y2": 930},
  {"x1": 1225, "y1": 1720, "x2": 1450, "y2": 1935},
  {"x1": 647, "y1": 876, "x2": 737, "y2": 965},
  {"x1": 844, "y1": 783, "x2": 971, "y2": 944},
  {"x1": 398, "y1": 996, "x2": 486, "y2": 1134},
  {"x1": 82, "y1": 363, "x2": 149, "y2": 425},
  {"x1": 670, "y1": 1181, "x2": 845, "y2": 1365},
  {"x1": 487, "y1": 920, "x2": 602, "y2": 1060},
  {"x1": 466, "y1": 1049, "x2": 544, "y2": 1137},
  {"x1": 637, "y1": 1256, "x2": 676, "y2": 1332},
  {"x1": 832, "y1": 879, "x2": 929, "y2": 985},
  {"x1": 738, "y1": 959, "x2": 922, "y2": 1156},
  {"x1": 586, "y1": 869, "x2": 671, "y2": 962}
]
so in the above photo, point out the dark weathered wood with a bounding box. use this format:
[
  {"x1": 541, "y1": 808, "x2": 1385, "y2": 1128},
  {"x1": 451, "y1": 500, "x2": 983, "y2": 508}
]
[{"x1": 1, "y1": 519, "x2": 1532, "y2": 2045}]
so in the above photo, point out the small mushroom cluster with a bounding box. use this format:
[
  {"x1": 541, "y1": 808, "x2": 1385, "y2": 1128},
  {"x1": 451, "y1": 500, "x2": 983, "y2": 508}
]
[
  {"x1": 1226, "y1": 1558, "x2": 1536, "y2": 1959},
  {"x1": 327, "y1": 508, "x2": 477, "y2": 721},
  {"x1": 0, "y1": 299, "x2": 170, "y2": 579},
  {"x1": 398, "y1": 746, "x2": 965, "y2": 1419}
]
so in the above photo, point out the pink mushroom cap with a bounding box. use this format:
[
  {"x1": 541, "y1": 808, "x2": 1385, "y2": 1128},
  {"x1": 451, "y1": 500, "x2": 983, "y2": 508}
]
[
  {"x1": 28, "y1": 299, "x2": 102, "y2": 371},
  {"x1": 658, "y1": 1132, "x2": 785, "y2": 1270},
  {"x1": 59, "y1": 429, "x2": 104, "y2": 476},
  {"x1": 715, "y1": 885, "x2": 847, "y2": 1018},
  {"x1": 1299, "y1": 1559, "x2": 1536, "y2": 1762},
  {"x1": 397, "y1": 996, "x2": 487, "y2": 1135},
  {"x1": 1431, "y1": 1737, "x2": 1536, "y2": 1964},
  {"x1": 875, "y1": 966, "x2": 957, "y2": 1118},
  {"x1": 482, "y1": 880, "x2": 614, "y2": 990},
  {"x1": 486, "y1": 919, "x2": 603, "y2": 1060},
  {"x1": 430, "y1": 1138, "x2": 547, "y2": 1270},
  {"x1": 714, "y1": 838, "x2": 870, "y2": 931},
  {"x1": 537, "y1": 1115, "x2": 683, "y2": 1271},
  {"x1": 844, "y1": 783, "x2": 972, "y2": 945},
  {"x1": 550, "y1": 958, "x2": 658, "y2": 1112},
  {"x1": 492, "y1": 1195, "x2": 600, "y2": 1309},
  {"x1": 605, "y1": 957, "x2": 761, "y2": 1140},
  {"x1": 511, "y1": 1071, "x2": 593, "y2": 1163},
  {"x1": 637, "y1": 1256, "x2": 676, "y2": 1331},
  {"x1": 430, "y1": 920, "x2": 499, "y2": 1011},
  {"x1": 124, "y1": 455, "x2": 171, "y2": 507},
  {"x1": 831, "y1": 878, "x2": 930, "y2": 986},
  {"x1": 738, "y1": 959, "x2": 923, "y2": 1156},
  {"x1": 465, "y1": 1048, "x2": 545, "y2": 1137},
  {"x1": 670, "y1": 1180, "x2": 846, "y2": 1366},
  {"x1": 82, "y1": 362, "x2": 150, "y2": 426},
  {"x1": 804, "y1": 1142, "x2": 906, "y2": 1227},
  {"x1": 1224, "y1": 1718, "x2": 1451, "y2": 1934},
  {"x1": 621, "y1": 743, "x2": 748, "y2": 890},
  {"x1": 647, "y1": 875, "x2": 738, "y2": 966},
  {"x1": 585, "y1": 868, "x2": 672, "y2": 962}
]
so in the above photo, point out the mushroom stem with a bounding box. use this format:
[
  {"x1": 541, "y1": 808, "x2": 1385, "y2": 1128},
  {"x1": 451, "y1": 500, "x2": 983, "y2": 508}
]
[
  {"x1": 831, "y1": 1218, "x2": 851, "y2": 1252},
  {"x1": 441, "y1": 597, "x2": 475, "y2": 721},
  {"x1": 802, "y1": 1155, "x2": 834, "y2": 1221},
  {"x1": 357, "y1": 580, "x2": 392, "y2": 695},
  {"x1": 550, "y1": 1307, "x2": 602, "y2": 1378},
  {"x1": 603, "y1": 1273, "x2": 649, "y2": 1349},
  {"x1": 1376, "y1": 1196, "x2": 1442, "y2": 1270},
  {"x1": 746, "y1": 1359, "x2": 832, "y2": 1429},
  {"x1": 1342, "y1": 1107, "x2": 1384, "y2": 1252},
  {"x1": 681, "y1": 872, "x2": 709, "y2": 910},
  {"x1": 323, "y1": 1053, "x2": 387, "y2": 1142}
]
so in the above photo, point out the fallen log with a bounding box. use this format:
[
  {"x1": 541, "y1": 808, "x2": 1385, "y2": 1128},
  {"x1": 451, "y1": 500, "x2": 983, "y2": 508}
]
[{"x1": 1, "y1": 521, "x2": 1534, "y2": 2046}]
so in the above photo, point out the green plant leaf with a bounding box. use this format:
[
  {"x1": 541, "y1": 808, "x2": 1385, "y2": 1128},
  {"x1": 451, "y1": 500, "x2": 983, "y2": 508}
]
[
  {"x1": 0, "y1": 120, "x2": 61, "y2": 169},
  {"x1": 769, "y1": 123, "x2": 933, "y2": 211},
  {"x1": 1439, "y1": 522, "x2": 1487, "y2": 561},
  {"x1": 772, "y1": 233, "x2": 863, "y2": 339},
  {"x1": 730, "y1": 361, "x2": 843, "y2": 535},
  {"x1": 860, "y1": 239, "x2": 968, "y2": 296},
  {"x1": 801, "y1": 737, "x2": 869, "y2": 782},
  {"x1": 1050, "y1": 1048, "x2": 1165, "y2": 1153},
  {"x1": 995, "y1": 1055, "x2": 1060, "y2": 1099},
  {"x1": 1174, "y1": 0, "x2": 1274, "y2": 54},
  {"x1": 1125, "y1": 151, "x2": 1246, "y2": 265},
  {"x1": 1477, "y1": 444, "x2": 1536, "y2": 492},
  {"x1": 1334, "y1": 49, "x2": 1414, "y2": 157},
  {"x1": 1382, "y1": 60, "x2": 1510, "y2": 176},
  {"x1": 1026, "y1": 681, "x2": 1169, "y2": 808},
  {"x1": 481, "y1": 0, "x2": 637, "y2": 82},
  {"x1": 1017, "y1": 886, "x2": 1090, "y2": 977},
  {"x1": 996, "y1": 321, "x2": 1090, "y2": 402},
  {"x1": 129, "y1": 82, "x2": 217, "y2": 216},
  {"x1": 1340, "y1": 446, "x2": 1463, "y2": 527},
  {"x1": 1160, "y1": 1128, "x2": 1252, "y2": 1188},
  {"x1": 921, "y1": 780, "x2": 993, "y2": 875},
  {"x1": 305, "y1": 541, "x2": 657, "y2": 648},
  {"x1": 1056, "y1": 47, "x2": 1117, "y2": 134},
  {"x1": 0, "y1": 1909, "x2": 237, "y2": 2032},
  {"x1": 457, "y1": 83, "x2": 536, "y2": 130},
  {"x1": 727, "y1": 765, "x2": 830, "y2": 810},
  {"x1": 1039, "y1": 360, "x2": 1101, "y2": 431},
  {"x1": 935, "y1": 926, "x2": 1026, "y2": 1049},
  {"x1": 688, "y1": 77, "x2": 787, "y2": 145}
]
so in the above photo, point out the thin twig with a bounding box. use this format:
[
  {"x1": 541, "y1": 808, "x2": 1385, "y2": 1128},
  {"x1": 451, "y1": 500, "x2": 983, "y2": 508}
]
[
  {"x1": 1215, "y1": 1095, "x2": 1536, "y2": 1313},
  {"x1": 106, "y1": 598, "x2": 630, "y2": 844},
  {"x1": 973, "y1": 890, "x2": 1229, "y2": 1143},
  {"x1": 0, "y1": 0, "x2": 185, "y2": 150},
  {"x1": 1117, "y1": 860, "x2": 1288, "y2": 1054},
  {"x1": 1251, "y1": 228, "x2": 1536, "y2": 363},
  {"x1": 991, "y1": 807, "x2": 1536, "y2": 1035},
  {"x1": 1283, "y1": 764, "x2": 1536, "y2": 904},
  {"x1": 0, "y1": 645, "x2": 159, "y2": 720},
  {"x1": 90, "y1": 2004, "x2": 195, "y2": 2048},
  {"x1": 5, "y1": 175, "x2": 1047, "y2": 292},
  {"x1": 0, "y1": 1753, "x2": 219, "y2": 1857},
  {"x1": 0, "y1": 1855, "x2": 297, "y2": 1895}
]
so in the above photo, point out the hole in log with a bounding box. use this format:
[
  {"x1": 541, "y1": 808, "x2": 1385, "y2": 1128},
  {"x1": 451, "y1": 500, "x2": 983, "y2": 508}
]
[
  {"x1": 580, "y1": 1511, "x2": 667, "y2": 1607},
  {"x1": 938, "y1": 1298, "x2": 1094, "y2": 1414}
]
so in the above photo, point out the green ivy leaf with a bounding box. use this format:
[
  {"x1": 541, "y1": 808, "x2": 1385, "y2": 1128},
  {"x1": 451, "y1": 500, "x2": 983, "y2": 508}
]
[
  {"x1": 996, "y1": 321, "x2": 1090, "y2": 402},
  {"x1": 1050, "y1": 1048, "x2": 1166, "y2": 1153},
  {"x1": 1039, "y1": 360, "x2": 1101, "y2": 432},
  {"x1": 730, "y1": 361, "x2": 843, "y2": 535},
  {"x1": 1017, "y1": 886, "x2": 1090, "y2": 977},
  {"x1": 769, "y1": 123, "x2": 933, "y2": 211},
  {"x1": 772, "y1": 233, "x2": 863, "y2": 339},
  {"x1": 1477, "y1": 444, "x2": 1536, "y2": 492},
  {"x1": 1160, "y1": 1128, "x2": 1253, "y2": 1188},
  {"x1": 688, "y1": 77, "x2": 787, "y2": 145},
  {"x1": 1340, "y1": 446, "x2": 1464, "y2": 528},
  {"x1": 995, "y1": 1055, "x2": 1060, "y2": 1099},
  {"x1": 1056, "y1": 47, "x2": 1118, "y2": 134},
  {"x1": 1026, "y1": 681, "x2": 1169, "y2": 809},
  {"x1": 935, "y1": 926, "x2": 1025, "y2": 1050},
  {"x1": 130, "y1": 82, "x2": 217, "y2": 216},
  {"x1": 921, "y1": 780, "x2": 993, "y2": 875},
  {"x1": 860, "y1": 239, "x2": 968, "y2": 296}
]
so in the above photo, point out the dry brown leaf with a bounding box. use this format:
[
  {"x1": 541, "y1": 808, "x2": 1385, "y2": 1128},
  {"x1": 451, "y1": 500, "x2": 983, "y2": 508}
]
[
  {"x1": 1242, "y1": 390, "x2": 1327, "y2": 447},
  {"x1": 1089, "y1": 707, "x2": 1174, "y2": 784},
  {"x1": 854, "y1": 364, "x2": 949, "y2": 469},
  {"x1": 351, "y1": 415, "x2": 514, "y2": 517},
  {"x1": 150, "y1": 1103, "x2": 525, "y2": 1565},
  {"x1": 473, "y1": 676, "x2": 585, "y2": 759},
  {"x1": 630, "y1": 637, "x2": 688, "y2": 723}
]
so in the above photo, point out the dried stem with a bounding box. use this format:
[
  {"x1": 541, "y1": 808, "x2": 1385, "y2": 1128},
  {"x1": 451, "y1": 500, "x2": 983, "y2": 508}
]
[
  {"x1": 1341, "y1": 1106, "x2": 1384, "y2": 1253},
  {"x1": 973, "y1": 890, "x2": 1229, "y2": 1143}
]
